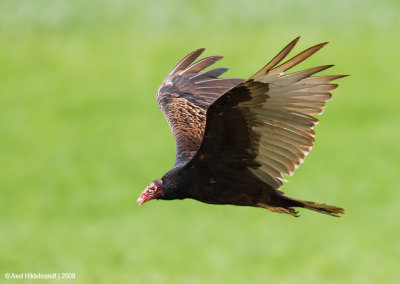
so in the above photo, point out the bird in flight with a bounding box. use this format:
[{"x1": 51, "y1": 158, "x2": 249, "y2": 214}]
[{"x1": 137, "y1": 37, "x2": 345, "y2": 217}]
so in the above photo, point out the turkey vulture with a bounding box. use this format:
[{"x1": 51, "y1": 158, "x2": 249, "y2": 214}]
[{"x1": 137, "y1": 37, "x2": 345, "y2": 217}]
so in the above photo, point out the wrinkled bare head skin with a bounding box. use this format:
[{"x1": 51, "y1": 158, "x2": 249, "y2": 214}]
[{"x1": 137, "y1": 179, "x2": 163, "y2": 206}]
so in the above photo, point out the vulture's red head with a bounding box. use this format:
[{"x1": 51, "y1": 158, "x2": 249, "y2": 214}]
[{"x1": 137, "y1": 179, "x2": 163, "y2": 206}]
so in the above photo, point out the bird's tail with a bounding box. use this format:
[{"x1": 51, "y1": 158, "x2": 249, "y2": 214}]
[
  {"x1": 287, "y1": 197, "x2": 345, "y2": 217},
  {"x1": 299, "y1": 200, "x2": 344, "y2": 217}
]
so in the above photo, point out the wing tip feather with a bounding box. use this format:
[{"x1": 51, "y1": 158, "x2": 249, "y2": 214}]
[
  {"x1": 332, "y1": 74, "x2": 350, "y2": 80},
  {"x1": 169, "y1": 48, "x2": 207, "y2": 75}
]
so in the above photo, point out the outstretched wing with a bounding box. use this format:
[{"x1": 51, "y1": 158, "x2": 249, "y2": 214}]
[
  {"x1": 187, "y1": 37, "x2": 346, "y2": 190},
  {"x1": 157, "y1": 49, "x2": 243, "y2": 166}
]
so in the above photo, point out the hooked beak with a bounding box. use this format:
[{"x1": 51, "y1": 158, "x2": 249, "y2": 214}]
[{"x1": 137, "y1": 197, "x2": 144, "y2": 207}]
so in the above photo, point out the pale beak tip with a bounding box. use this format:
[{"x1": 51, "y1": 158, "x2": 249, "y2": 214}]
[{"x1": 137, "y1": 197, "x2": 144, "y2": 207}]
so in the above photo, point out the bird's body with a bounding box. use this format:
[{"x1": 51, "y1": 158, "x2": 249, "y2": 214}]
[{"x1": 137, "y1": 37, "x2": 345, "y2": 217}]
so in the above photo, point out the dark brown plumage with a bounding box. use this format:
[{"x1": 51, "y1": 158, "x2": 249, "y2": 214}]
[{"x1": 137, "y1": 37, "x2": 345, "y2": 217}]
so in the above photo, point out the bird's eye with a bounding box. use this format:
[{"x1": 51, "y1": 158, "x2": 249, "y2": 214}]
[{"x1": 148, "y1": 187, "x2": 155, "y2": 194}]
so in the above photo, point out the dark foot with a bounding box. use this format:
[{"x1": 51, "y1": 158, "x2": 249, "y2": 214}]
[{"x1": 257, "y1": 203, "x2": 299, "y2": 217}]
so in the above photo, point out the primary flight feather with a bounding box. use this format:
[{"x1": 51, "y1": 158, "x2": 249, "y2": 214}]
[{"x1": 137, "y1": 37, "x2": 345, "y2": 217}]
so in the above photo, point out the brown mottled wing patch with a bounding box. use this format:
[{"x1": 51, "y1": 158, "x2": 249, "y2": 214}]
[
  {"x1": 187, "y1": 37, "x2": 346, "y2": 191},
  {"x1": 157, "y1": 49, "x2": 243, "y2": 165}
]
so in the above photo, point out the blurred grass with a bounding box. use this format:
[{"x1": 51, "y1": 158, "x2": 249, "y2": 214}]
[{"x1": 1, "y1": 0, "x2": 399, "y2": 283}]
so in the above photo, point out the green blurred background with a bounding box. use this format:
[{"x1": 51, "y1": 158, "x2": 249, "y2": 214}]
[{"x1": 1, "y1": 0, "x2": 399, "y2": 283}]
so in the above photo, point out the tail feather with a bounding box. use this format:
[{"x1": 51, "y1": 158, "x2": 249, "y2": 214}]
[
  {"x1": 275, "y1": 196, "x2": 345, "y2": 217},
  {"x1": 299, "y1": 200, "x2": 345, "y2": 217}
]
